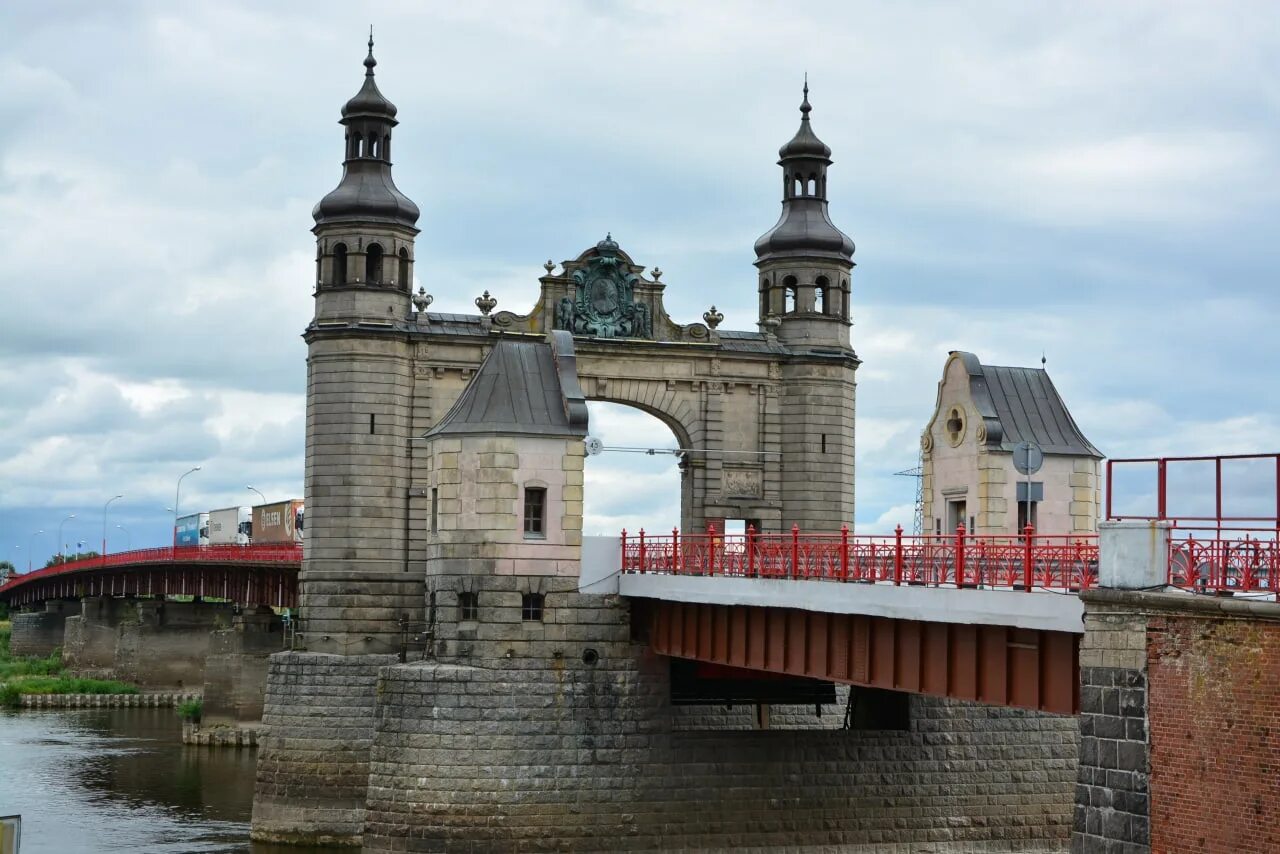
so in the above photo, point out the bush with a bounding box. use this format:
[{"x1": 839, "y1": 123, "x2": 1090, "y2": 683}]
[{"x1": 176, "y1": 698, "x2": 203, "y2": 723}]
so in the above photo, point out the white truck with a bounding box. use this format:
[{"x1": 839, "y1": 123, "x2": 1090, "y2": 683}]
[{"x1": 208, "y1": 506, "x2": 252, "y2": 545}]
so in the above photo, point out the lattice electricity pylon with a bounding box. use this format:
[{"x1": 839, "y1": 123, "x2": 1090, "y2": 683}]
[{"x1": 894, "y1": 456, "x2": 924, "y2": 535}]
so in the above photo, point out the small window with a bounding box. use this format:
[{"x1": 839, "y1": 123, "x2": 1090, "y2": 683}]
[
  {"x1": 458, "y1": 592, "x2": 478, "y2": 622},
  {"x1": 523, "y1": 487, "x2": 547, "y2": 537},
  {"x1": 430, "y1": 487, "x2": 439, "y2": 534},
  {"x1": 815, "y1": 276, "x2": 830, "y2": 314},
  {"x1": 365, "y1": 243, "x2": 383, "y2": 284},
  {"x1": 783, "y1": 276, "x2": 798, "y2": 314},
  {"x1": 1017, "y1": 501, "x2": 1039, "y2": 532},
  {"x1": 333, "y1": 243, "x2": 348, "y2": 285},
  {"x1": 398, "y1": 248, "x2": 410, "y2": 291},
  {"x1": 521, "y1": 592, "x2": 544, "y2": 622}
]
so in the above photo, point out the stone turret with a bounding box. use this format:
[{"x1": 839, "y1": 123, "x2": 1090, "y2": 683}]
[
  {"x1": 312, "y1": 33, "x2": 419, "y2": 322},
  {"x1": 754, "y1": 80, "x2": 854, "y2": 348}
]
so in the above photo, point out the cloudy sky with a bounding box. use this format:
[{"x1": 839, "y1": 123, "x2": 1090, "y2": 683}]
[{"x1": 2, "y1": 1, "x2": 1278, "y2": 566}]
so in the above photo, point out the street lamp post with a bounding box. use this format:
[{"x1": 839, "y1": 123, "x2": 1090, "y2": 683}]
[
  {"x1": 102, "y1": 494, "x2": 124, "y2": 561},
  {"x1": 57, "y1": 514, "x2": 76, "y2": 563},
  {"x1": 247, "y1": 486, "x2": 266, "y2": 505},
  {"x1": 28, "y1": 530, "x2": 42, "y2": 572},
  {"x1": 116, "y1": 524, "x2": 131, "y2": 550},
  {"x1": 173, "y1": 466, "x2": 202, "y2": 549}
]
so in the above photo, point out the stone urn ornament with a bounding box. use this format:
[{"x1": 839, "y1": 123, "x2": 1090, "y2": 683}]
[
  {"x1": 475, "y1": 290, "x2": 497, "y2": 316},
  {"x1": 702, "y1": 306, "x2": 724, "y2": 330}
]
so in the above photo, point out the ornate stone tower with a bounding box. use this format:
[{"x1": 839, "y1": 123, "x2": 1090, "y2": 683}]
[
  {"x1": 754, "y1": 81, "x2": 855, "y2": 345},
  {"x1": 302, "y1": 36, "x2": 422, "y2": 654},
  {"x1": 754, "y1": 82, "x2": 859, "y2": 529}
]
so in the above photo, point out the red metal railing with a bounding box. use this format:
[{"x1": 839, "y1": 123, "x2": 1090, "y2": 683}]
[
  {"x1": 621, "y1": 525, "x2": 1098, "y2": 592},
  {"x1": 0, "y1": 544, "x2": 302, "y2": 596},
  {"x1": 1107, "y1": 453, "x2": 1280, "y2": 594}
]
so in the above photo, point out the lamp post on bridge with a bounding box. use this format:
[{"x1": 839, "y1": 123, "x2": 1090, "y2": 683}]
[
  {"x1": 28, "y1": 530, "x2": 43, "y2": 572},
  {"x1": 57, "y1": 514, "x2": 76, "y2": 564},
  {"x1": 247, "y1": 485, "x2": 266, "y2": 505},
  {"x1": 116, "y1": 524, "x2": 131, "y2": 550},
  {"x1": 102, "y1": 494, "x2": 123, "y2": 560},
  {"x1": 173, "y1": 466, "x2": 202, "y2": 548}
]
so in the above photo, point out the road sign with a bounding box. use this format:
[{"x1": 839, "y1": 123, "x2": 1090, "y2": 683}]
[{"x1": 1012, "y1": 441, "x2": 1043, "y2": 475}]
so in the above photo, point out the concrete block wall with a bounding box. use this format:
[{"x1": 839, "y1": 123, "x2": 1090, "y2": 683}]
[
  {"x1": 360, "y1": 579, "x2": 1079, "y2": 852},
  {"x1": 251, "y1": 652, "x2": 397, "y2": 847}
]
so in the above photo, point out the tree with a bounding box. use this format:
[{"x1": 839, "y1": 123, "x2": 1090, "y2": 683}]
[{"x1": 43, "y1": 552, "x2": 99, "y2": 568}]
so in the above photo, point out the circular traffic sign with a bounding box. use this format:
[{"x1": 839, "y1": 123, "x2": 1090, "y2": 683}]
[{"x1": 1012, "y1": 441, "x2": 1043, "y2": 475}]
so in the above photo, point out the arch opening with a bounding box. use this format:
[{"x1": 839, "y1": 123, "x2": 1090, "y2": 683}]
[
  {"x1": 333, "y1": 243, "x2": 348, "y2": 285},
  {"x1": 365, "y1": 243, "x2": 383, "y2": 284},
  {"x1": 583, "y1": 401, "x2": 684, "y2": 536}
]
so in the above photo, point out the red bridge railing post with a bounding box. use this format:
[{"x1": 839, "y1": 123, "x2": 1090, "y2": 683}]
[
  {"x1": 747, "y1": 524, "x2": 757, "y2": 578},
  {"x1": 1023, "y1": 525, "x2": 1034, "y2": 591},
  {"x1": 620, "y1": 529, "x2": 628, "y2": 573},
  {"x1": 894, "y1": 525, "x2": 904, "y2": 586},
  {"x1": 707, "y1": 523, "x2": 717, "y2": 576},
  {"x1": 638, "y1": 529, "x2": 646, "y2": 574},
  {"x1": 955, "y1": 524, "x2": 966, "y2": 587},
  {"x1": 840, "y1": 524, "x2": 849, "y2": 581},
  {"x1": 791, "y1": 524, "x2": 800, "y2": 580},
  {"x1": 672, "y1": 527, "x2": 680, "y2": 574}
]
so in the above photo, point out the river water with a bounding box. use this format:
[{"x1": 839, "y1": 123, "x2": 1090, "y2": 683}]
[{"x1": 0, "y1": 708, "x2": 346, "y2": 854}]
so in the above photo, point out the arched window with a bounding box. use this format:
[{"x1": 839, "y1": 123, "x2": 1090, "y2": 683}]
[
  {"x1": 783, "y1": 275, "x2": 798, "y2": 314},
  {"x1": 354, "y1": 134, "x2": 364, "y2": 158},
  {"x1": 398, "y1": 248, "x2": 410, "y2": 291},
  {"x1": 759, "y1": 277, "x2": 770, "y2": 317},
  {"x1": 793, "y1": 178, "x2": 803, "y2": 197},
  {"x1": 333, "y1": 243, "x2": 348, "y2": 285},
  {"x1": 842, "y1": 279, "x2": 850, "y2": 318},
  {"x1": 807, "y1": 177, "x2": 817, "y2": 195},
  {"x1": 815, "y1": 275, "x2": 830, "y2": 314},
  {"x1": 365, "y1": 243, "x2": 383, "y2": 284},
  {"x1": 370, "y1": 137, "x2": 379, "y2": 158},
  {"x1": 383, "y1": 135, "x2": 390, "y2": 160}
]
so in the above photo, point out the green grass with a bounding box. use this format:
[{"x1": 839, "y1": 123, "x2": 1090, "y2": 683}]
[{"x1": 0, "y1": 619, "x2": 139, "y2": 708}]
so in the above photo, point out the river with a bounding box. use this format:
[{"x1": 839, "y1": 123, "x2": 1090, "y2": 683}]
[{"x1": 0, "y1": 707, "x2": 347, "y2": 854}]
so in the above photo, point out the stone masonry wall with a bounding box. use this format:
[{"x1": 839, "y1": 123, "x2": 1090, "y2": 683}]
[
  {"x1": 1146, "y1": 610, "x2": 1280, "y2": 853},
  {"x1": 1075, "y1": 590, "x2": 1280, "y2": 854},
  {"x1": 1073, "y1": 596, "x2": 1151, "y2": 854},
  {"x1": 251, "y1": 652, "x2": 397, "y2": 847},
  {"x1": 361, "y1": 580, "x2": 1079, "y2": 852},
  {"x1": 9, "y1": 604, "x2": 76, "y2": 658}
]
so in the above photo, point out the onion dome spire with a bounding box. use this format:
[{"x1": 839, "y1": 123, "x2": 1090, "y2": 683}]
[
  {"x1": 754, "y1": 78, "x2": 853, "y2": 263},
  {"x1": 313, "y1": 31, "x2": 419, "y2": 228}
]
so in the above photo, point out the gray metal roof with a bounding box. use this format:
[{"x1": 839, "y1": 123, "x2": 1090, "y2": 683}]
[
  {"x1": 426, "y1": 339, "x2": 587, "y2": 438},
  {"x1": 956, "y1": 352, "x2": 1102, "y2": 458}
]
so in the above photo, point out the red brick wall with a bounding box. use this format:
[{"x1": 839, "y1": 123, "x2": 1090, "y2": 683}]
[{"x1": 1147, "y1": 615, "x2": 1280, "y2": 853}]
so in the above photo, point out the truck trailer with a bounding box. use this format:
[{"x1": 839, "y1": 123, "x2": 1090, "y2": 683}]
[
  {"x1": 252, "y1": 500, "x2": 304, "y2": 544},
  {"x1": 208, "y1": 506, "x2": 252, "y2": 545},
  {"x1": 175, "y1": 512, "x2": 210, "y2": 547}
]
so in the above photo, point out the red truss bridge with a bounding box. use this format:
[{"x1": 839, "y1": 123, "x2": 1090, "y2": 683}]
[{"x1": 0, "y1": 544, "x2": 301, "y2": 609}]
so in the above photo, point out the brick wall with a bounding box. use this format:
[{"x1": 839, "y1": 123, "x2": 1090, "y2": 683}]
[
  {"x1": 1075, "y1": 590, "x2": 1280, "y2": 854},
  {"x1": 361, "y1": 579, "x2": 1079, "y2": 852},
  {"x1": 1147, "y1": 613, "x2": 1280, "y2": 853}
]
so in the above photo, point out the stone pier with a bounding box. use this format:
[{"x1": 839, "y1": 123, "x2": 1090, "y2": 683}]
[
  {"x1": 62, "y1": 596, "x2": 235, "y2": 689},
  {"x1": 201, "y1": 605, "x2": 285, "y2": 726},
  {"x1": 8, "y1": 599, "x2": 80, "y2": 657}
]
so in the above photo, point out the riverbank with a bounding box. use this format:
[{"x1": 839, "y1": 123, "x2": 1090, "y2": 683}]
[{"x1": 0, "y1": 620, "x2": 140, "y2": 708}]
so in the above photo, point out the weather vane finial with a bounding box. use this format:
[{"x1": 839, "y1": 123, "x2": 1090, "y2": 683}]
[
  {"x1": 364, "y1": 26, "x2": 376, "y2": 74},
  {"x1": 801, "y1": 73, "x2": 811, "y2": 117}
]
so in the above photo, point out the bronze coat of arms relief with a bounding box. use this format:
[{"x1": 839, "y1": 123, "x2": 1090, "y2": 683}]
[{"x1": 555, "y1": 234, "x2": 652, "y2": 339}]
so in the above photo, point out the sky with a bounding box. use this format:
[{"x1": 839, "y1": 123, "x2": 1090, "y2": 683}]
[{"x1": 1, "y1": 1, "x2": 1279, "y2": 566}]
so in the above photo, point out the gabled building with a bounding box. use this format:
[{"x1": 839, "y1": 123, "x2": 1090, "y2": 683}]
[{"x1": 921, "y1": 351, "x2": 1102, "y2": 536}]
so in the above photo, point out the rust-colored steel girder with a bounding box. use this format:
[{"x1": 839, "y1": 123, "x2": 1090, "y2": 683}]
[{"x1": 648, "y1": 600, "x2": 1079, "y2": 715}]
